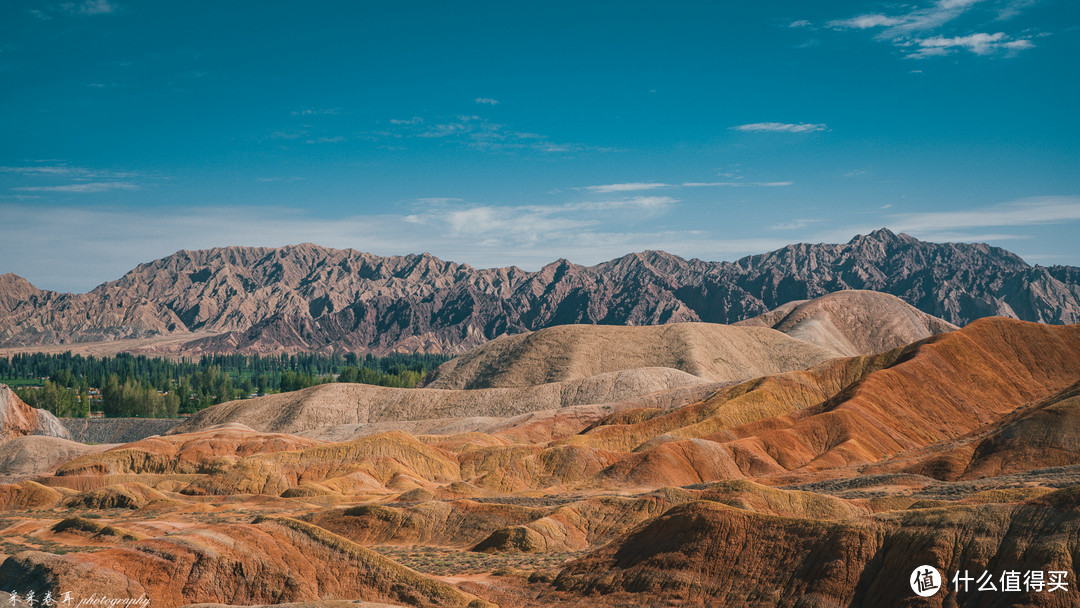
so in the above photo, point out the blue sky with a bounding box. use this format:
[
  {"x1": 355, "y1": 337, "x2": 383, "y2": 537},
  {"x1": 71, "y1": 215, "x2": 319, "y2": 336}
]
[{"x1": 2, "y1": 0, "x2": 1078, "y2": 292}]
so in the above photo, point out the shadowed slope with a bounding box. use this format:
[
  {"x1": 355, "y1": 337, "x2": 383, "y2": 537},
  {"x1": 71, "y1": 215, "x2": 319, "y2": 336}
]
[
  {"x1": 0, "y1": 516, "x2": 494, "y2": 608},
  {"x1": 582, "y1": 318, "x2": 1080, "y2": 485},
  {"x1": 717, "y1": 318, "x2": 1080, "y2": 476},
  {"x1": 546, "y1": 487, "x2": 1080, "y2": 608},
  {"x1": 867, "y1": 380, "x2": 1080, "y2": 482}
]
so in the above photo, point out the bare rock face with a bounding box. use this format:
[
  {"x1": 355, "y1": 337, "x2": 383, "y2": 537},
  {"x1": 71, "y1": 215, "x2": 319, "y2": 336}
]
[
  {"x1": 1, "y1": 230, "x2": 1078, "y2": 354},
  {"x1": 0, "y1": 435, "x2": 108, "y2": 480},
  {"x1": 0, "y1": 384, "x2": 71, "y2": 442}
]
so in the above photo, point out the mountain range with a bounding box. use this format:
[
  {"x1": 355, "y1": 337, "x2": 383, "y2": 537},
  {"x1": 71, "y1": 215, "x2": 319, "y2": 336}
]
[{"x1": 1, "y1": 228, "x2": 1078, "y2": 354}]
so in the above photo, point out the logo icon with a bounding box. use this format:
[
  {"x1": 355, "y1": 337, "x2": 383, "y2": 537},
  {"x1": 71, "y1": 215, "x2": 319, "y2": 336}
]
[{"x1": 911, "y1": 565, "x2": 942, "y2": 597}]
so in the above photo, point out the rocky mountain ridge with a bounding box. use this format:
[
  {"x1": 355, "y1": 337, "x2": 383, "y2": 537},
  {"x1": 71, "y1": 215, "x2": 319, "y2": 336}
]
[{"x1": 1, "y1": 229, "x2": 1077, "y2": 354}]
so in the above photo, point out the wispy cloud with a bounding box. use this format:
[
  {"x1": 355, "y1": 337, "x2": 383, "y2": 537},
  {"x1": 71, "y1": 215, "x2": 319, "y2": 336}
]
[
  {"x1": 770, "y1": 218, "x2": 821, "y2": 230},
  {"x1": 386, "y1": 114, "x2": 592, "y2": 154},
  {"x1": 582, "y1": 182, "x2": 670, "y2": 193},
  {"x1": 1, "y1": 163, "x2": 160, "y2": 195},
  {"x1": 830, "y1": 14, "x2": 906, "y2": 29},
  {"x1": 903, "y1": 32, "x2": 1034, "y2": 58},
  {"x1": 823, "y1": 0, "x2": 1037, "y2": 58},
  {"x1": 579, "y1": 180, "x2": 794, "y2": 192},
  {"x1": 34, "y1": 0, "x2": 118, "y2": 17},
  {"x1": 268, "y1": 130, "x2": 309, "y2": 140},
  {"x1": 889, "y1": 196, "x2": 1080, "y2": 232},
  {"x1": 682, "y1": 181, "x2": 794, "y2": 188},
  {"x1": 474, "y1": 97, "x2": 499, "y2": 105},
  {"x1": 802, "y1": 196, "x2": 1080, "y2": 255},
  {"x1": 829, "y1": 0, "x2": 986, "y2": 35},
  {"x1": 414, "y1": 197, "x2": 463, "y2": 204},
  {"x1": 13, "y1": 182, "x2": 139, "y2": 193},
  {"x1": 788, "y1": 19, "x2": 814, "y2": 28},
  {"x1": 291, "y1": 108, "x2": 340, "y2": 116},
  {"x1": 0, "y1": 165, "x2": 141, "y2": 179},
  {"x1": 731, "y1": 122, "x2": 827, "y2": 133},
  {"x1": 407, "y1": 196, "x2": 679, "y2": 241},
  {"x1": 58, "y1": 0, "x2": 117, "y2": 15}
]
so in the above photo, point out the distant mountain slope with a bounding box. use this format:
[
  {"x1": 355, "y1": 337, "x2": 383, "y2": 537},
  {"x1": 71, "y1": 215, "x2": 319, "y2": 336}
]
[
  {"x1": 168, "y1": 367, "x2": 711, "y2": 436},
  {"x1": 421, "y1": 322, "x2": 839, "y2": 390},
  {"x1": 1, "y1": 229, "x2": 1077, "y2": 354},
  {"x1": 734, "y1": 289, "x2": 957, "y2": 356}
]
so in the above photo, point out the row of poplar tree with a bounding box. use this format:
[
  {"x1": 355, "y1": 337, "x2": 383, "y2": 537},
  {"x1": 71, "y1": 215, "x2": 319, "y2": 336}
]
[{"x1": 5, "y1": 351, "x2": 450, "y2": 419}]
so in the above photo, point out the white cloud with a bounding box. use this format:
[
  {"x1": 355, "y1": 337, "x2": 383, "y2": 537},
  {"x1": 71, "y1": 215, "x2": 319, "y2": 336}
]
[
  {"x1": 474, "y1": 97, "x2": 499, "y2": 105},
  {"x1": 13, "y1": 182, "x2": 139, "y2": 193},
  {"x1": 889, "y1": 196, "x2": 1080, "y2": 232},
  {"x1": 268, "y1": 130, "x2": 308, "y2": 140},
  {"x1": 572, "y1": 196, "x2": 679, "y2": 212},
  {"x1": 59, "y1": 0, "x2": 117, "y2": 15},
  {"x1": 682, "y1": 181, "x2": 794, "y2": 188},
  {"x1": 770, "y1": 219, "x2": 821, "y2": 230},
  {"x1": 788, "y1": 19, "x2": 814, "y2": 28},
  {"x1": 731, "y1": 122, "x2": 827, "y2": 133},
  {"x1": 579, "y1": 181, "x2": 794, "y2": 192},
  {"x1": 1, "y1": 166, "x2": 78, "y2": 176},
  {"x1": 414, "y1": 197, "x2": 463, "y2": 204},
  {"x1": 0, "y1": 165, "x2": 142, "y2": 179},
  {"x1": 905, "y1": 32, "x2": 1034, "y2": 58},
  {"x1": 829, "y1": 0, "x2": 988, "y2": 34},
  {"x1": 824, "y1": 0, "x2": 1036, "y2": 58},
  {"x1": 387, "y1": 113, "x2": 590, "y2": 153},
  {"x1": 829, "y1": 14, "x2": 904, "y2": 29},
  {"x1": 291, "y1": 108, "x2": 340, "y2": 116},
  {"x1": 582, "y1": 182, "x2": 670, "y2": 193}
]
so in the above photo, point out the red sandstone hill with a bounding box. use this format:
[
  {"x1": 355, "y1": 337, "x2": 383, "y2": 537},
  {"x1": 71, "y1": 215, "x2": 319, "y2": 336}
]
[
  {"x1": 0, "y1": 318, "x2": 1079, "y2": 607},
  {"x1": 0, "y1": 384, "x2": 70, "y2": 442}
]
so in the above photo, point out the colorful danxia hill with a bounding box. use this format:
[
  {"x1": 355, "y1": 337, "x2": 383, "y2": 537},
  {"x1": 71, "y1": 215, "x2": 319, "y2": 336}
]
[{"x1": 0, "y1": 232, "x2": 1079, "y2": 608}]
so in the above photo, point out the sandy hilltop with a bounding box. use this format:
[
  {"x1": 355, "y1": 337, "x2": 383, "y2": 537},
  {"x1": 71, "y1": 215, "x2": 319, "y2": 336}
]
[{"x1": 0, "y1": 279, "x2": 1079, "y2": 607}]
